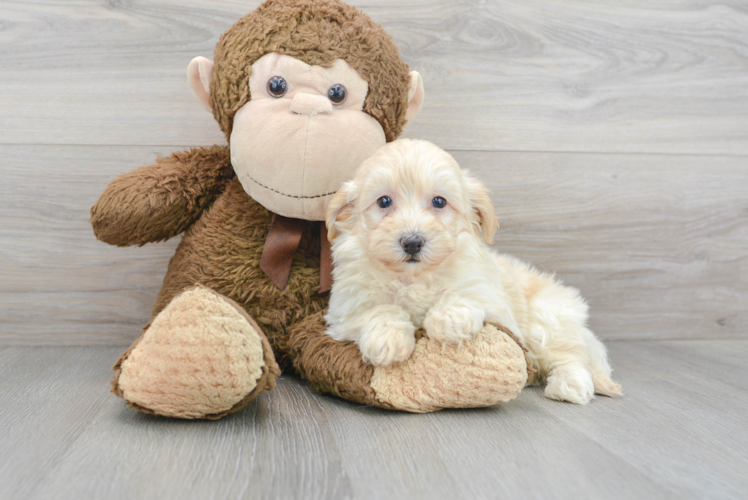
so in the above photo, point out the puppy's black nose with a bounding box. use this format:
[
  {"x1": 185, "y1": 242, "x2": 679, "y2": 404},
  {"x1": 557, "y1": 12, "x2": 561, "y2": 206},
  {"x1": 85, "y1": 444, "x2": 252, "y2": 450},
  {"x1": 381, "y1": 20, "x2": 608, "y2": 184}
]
[{"x1": 401, "y1": 235, "x2": 425, "y2": 256}]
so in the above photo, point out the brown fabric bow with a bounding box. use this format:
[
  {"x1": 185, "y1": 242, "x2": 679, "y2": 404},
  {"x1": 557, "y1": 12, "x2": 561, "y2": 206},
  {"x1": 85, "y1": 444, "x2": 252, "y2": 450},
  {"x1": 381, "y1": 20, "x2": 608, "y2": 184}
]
[{"x1": 260, "y1": 215, "x2": 333, "y2": 293}]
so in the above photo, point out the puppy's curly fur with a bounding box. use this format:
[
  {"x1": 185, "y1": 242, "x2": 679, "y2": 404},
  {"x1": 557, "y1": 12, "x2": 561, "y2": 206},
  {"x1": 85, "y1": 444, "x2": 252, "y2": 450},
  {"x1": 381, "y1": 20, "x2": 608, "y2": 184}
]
[{"x1": 325, "y1": 139, "x2": 621, "y2": 404}]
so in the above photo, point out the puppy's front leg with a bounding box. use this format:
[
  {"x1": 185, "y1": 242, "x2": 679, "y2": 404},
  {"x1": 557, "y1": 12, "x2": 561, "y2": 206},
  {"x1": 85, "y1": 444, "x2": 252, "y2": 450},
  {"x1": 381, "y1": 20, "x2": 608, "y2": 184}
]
[
  {"x1": 328, "y1": 304, "x2": 416, "y2": 367},
  {"x1": 358, "y1": 305, "x2": 417, "y2": 366},
  {"x1": 423, "y1": 297, "x2": 486, "y2": 345}
]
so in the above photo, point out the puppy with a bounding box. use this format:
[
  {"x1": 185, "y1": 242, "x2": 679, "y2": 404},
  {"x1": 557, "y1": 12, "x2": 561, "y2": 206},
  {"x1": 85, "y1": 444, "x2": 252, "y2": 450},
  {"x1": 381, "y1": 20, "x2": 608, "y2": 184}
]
[{"x1": 324, "y1": 139, "x2": 621, "y2": 404}]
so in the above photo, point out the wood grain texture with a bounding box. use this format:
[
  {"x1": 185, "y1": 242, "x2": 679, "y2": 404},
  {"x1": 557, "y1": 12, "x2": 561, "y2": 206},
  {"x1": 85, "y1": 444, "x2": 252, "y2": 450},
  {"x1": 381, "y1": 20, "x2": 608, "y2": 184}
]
[
  {"x1": 458, "y1": 150, "x2": 748, "y2": 341},
  {"x1": 0, "y1": 0, "x2": 747, "y2": 153},
  {"x1": 1, "y1": 145, "x2": 745, "y2": 343},
  {"x1": 0, "y1": 341, "x2": 746, "y2": 499},
  {"x1": 0, "y1": 145, "x2": 179, "y2": 344}
]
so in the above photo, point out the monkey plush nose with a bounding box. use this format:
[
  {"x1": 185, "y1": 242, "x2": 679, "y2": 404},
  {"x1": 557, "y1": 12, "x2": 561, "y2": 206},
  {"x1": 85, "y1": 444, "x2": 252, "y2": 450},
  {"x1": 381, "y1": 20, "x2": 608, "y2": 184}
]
[
  {"x1": 400, "y1": 235, "x2": 425, "y2": 256},
  {"x1": 290, "y1": 93, "x2": 333, "y2": 115}
]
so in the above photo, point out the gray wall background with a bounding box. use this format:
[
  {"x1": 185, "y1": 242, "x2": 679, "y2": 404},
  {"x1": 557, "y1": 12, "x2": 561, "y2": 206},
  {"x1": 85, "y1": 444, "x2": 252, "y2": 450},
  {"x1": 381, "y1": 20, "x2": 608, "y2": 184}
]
[{"x1": 1, "y1": 0, "x2": 746, "y2": 344}]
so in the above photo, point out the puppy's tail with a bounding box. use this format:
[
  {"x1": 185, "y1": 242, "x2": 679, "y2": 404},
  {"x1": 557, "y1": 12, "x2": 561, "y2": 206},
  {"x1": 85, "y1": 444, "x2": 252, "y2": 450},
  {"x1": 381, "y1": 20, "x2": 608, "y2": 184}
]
[
  {"x1": 585, "y1": 327, "x2": 623, "y2": 397},
  {"x1": 593, "y1": 373, "x2": 622, "y2": 397}
]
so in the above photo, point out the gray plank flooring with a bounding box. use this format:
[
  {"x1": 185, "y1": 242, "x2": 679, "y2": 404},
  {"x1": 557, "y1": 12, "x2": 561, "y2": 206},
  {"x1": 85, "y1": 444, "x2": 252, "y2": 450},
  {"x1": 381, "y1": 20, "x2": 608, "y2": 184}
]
[{"x1": 0, "y1": 341, "x2": 746, "y2": 499}]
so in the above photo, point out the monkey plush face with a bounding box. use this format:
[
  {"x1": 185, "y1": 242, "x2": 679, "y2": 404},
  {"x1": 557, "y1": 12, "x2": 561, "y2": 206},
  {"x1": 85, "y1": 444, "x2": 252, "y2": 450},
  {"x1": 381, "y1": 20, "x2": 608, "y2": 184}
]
[
  {"x1": 187, "y1": 0, "x2": 424, "y2": 221},
  {"x1": 229, "y1": 54, "x2": 387, "y2": 220}
]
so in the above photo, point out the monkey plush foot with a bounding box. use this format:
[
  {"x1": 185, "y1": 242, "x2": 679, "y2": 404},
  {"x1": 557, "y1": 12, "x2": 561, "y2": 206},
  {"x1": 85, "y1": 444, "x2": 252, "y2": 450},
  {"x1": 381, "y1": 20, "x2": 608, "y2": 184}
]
[
  {"x1": 112, "y1": 286, "x2": 280, "y2": 419},
  {"x1": 289, "y1": 313, "x2": 528, "y2": 413},
  {"x1": 370, "y1": 324, "x2": 528, "y2": 412}
]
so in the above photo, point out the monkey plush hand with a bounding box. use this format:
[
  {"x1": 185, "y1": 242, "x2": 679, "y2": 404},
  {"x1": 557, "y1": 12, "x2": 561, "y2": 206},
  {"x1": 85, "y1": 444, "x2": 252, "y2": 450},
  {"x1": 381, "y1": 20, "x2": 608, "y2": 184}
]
[{"x1": 91, "y1": 0, "x2": 528, "y2": 419}]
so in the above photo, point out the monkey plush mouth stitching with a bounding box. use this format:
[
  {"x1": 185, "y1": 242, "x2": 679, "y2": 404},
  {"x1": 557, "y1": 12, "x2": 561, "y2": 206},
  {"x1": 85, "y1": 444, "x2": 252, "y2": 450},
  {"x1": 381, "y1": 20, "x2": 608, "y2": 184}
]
[{"x1": 241, "y1": 171, "x2": 338, "y2": 199}]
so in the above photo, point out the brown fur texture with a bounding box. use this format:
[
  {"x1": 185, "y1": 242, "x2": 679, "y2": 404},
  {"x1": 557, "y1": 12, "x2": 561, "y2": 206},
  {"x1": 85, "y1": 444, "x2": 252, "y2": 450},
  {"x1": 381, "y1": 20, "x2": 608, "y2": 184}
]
[
  {"x1": 95, "y1": 147, "x2": 529, "y2": 415},
  {"x1": 92, "y1": 0, "x2": 528, "y2": 418},
  {"x1": 91, "y1": 145, "x2": 234, "y2": 247},
  {"x1": 151, "y1": 176, "x2": 329, "y2": 369},
  {"x1": 284, "y1": 310, "x2": 392, "y2": 408},
  {"x1": 210, "y1": 0, "x2": 412, "y2": 142},
  {"x1": 101, "y1": 161, "x2": 381, "y2": 411}
]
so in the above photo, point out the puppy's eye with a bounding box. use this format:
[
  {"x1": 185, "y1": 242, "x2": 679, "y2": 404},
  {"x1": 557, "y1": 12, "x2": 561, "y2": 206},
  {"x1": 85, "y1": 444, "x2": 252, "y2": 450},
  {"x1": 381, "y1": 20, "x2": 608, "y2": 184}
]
[
  {"x1": 377, "y1": 196, "x2": 393, "y2": 209},
  {"x1": 267, "y1": 76, "x2": 288, "y2": 97},
  {"x1": 328, "y1": 84, "x2": 347, "y2": 105},
  {"x1": 432, "y1": 196, "x2": 447, "y2": 209}
]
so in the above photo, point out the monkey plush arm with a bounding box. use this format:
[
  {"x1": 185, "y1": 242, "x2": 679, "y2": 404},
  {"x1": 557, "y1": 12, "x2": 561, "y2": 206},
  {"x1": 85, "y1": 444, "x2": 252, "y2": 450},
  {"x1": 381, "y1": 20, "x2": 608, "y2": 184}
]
[{"x1": 91, "y1": 145, "x2": 234, "y2": 246}]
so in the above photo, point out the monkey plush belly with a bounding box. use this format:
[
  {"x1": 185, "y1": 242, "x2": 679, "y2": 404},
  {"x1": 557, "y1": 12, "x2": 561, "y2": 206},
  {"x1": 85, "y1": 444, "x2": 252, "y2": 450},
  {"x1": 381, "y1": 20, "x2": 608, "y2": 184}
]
[{"x1": 153, "y1": 178, "x2": 329, "y2": 365}]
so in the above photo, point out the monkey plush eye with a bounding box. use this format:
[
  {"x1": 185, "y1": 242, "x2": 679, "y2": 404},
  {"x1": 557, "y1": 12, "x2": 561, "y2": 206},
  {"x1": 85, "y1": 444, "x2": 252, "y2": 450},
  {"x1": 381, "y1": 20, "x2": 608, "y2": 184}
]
[
  {"x1": 267, "y1": 76, "x2": 288, "y2": 97},
  {"x1": 377, "y1": 196, "x2": 392, "y2": 209},
  {"x1": 327, "y1": 84, "x2": 347, "y2": 105},
  {"x1": 432, "y1": 196, "x2": 447, "y2": 209}
]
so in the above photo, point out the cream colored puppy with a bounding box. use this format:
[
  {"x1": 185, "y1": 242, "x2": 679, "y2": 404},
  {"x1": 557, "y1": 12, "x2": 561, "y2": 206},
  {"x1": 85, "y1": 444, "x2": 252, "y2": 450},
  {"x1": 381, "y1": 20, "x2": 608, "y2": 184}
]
[{"x1": 324, "y1": 139, "x2": 621, "y2": 404}]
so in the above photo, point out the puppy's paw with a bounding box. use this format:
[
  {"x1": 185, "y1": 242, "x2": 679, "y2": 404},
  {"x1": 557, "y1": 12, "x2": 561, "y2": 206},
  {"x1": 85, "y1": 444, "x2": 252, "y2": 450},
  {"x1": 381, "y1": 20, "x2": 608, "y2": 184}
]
[
  {"x1": 359, "y1": 321, "x2": 417, "y2": 366},
  {"x1": 544, "y1": 363, "x2": 595, "y2": 405},
  {"x1": 423, "y1": 303, "x2": 484, "y2": 344}
]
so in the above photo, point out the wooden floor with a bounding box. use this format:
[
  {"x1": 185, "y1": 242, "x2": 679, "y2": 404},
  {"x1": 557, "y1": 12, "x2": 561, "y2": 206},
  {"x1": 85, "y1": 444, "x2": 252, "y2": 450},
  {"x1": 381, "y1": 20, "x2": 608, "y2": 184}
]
[{"x1": 1, "y1": 341, "x2": 746, "y2": 499}]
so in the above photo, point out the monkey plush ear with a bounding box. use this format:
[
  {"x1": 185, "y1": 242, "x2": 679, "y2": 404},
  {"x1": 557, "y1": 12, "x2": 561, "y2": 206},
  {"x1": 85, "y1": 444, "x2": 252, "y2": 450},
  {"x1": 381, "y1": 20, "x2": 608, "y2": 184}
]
[
  {"x1": 325, "y1": 181, "x2": 357, "y2": 242},
  {"x1": 466, "y1": 175, "x2": 499, "y2": 244},
  {"x1": 404, "y1": 71, "x2": 425, "y2": 124},
  {"x1": 187, "y1": 56, "x2": 214, "y2": 112}
]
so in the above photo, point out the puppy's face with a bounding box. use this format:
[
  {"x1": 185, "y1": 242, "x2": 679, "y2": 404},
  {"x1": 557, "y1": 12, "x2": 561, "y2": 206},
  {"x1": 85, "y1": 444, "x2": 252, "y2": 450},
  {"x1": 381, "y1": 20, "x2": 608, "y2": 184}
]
[{"x1": 326, "y1": 139, "x2": 498, "y2": 275}]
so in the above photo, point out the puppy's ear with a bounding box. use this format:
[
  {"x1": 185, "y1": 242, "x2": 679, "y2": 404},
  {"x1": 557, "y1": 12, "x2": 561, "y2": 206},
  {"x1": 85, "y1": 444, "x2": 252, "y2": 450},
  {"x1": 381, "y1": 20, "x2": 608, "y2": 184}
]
[
  {"x1": 466, "y1": 175, "x2": 498, "y2": 244},
  {"x1": 325, "y1": 180, "x2": 357, "y2": 242}
]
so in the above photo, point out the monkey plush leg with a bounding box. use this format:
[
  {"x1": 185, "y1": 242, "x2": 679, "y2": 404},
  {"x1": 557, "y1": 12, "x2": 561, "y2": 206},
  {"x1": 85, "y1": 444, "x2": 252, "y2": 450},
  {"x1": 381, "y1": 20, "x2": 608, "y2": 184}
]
[
  {"x1": 287, "y1": 312, "x2": 528, "y2": 413},
  {"x1": 112, "y1": 286, "x2": 280, "y2": 419}
]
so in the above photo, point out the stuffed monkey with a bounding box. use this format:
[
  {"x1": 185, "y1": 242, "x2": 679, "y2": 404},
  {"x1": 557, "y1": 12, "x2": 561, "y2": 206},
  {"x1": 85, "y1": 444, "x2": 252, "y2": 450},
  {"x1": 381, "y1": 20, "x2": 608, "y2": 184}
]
[{"x1": 91, "y1": 0, "x2": 529, "y2": 419}]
